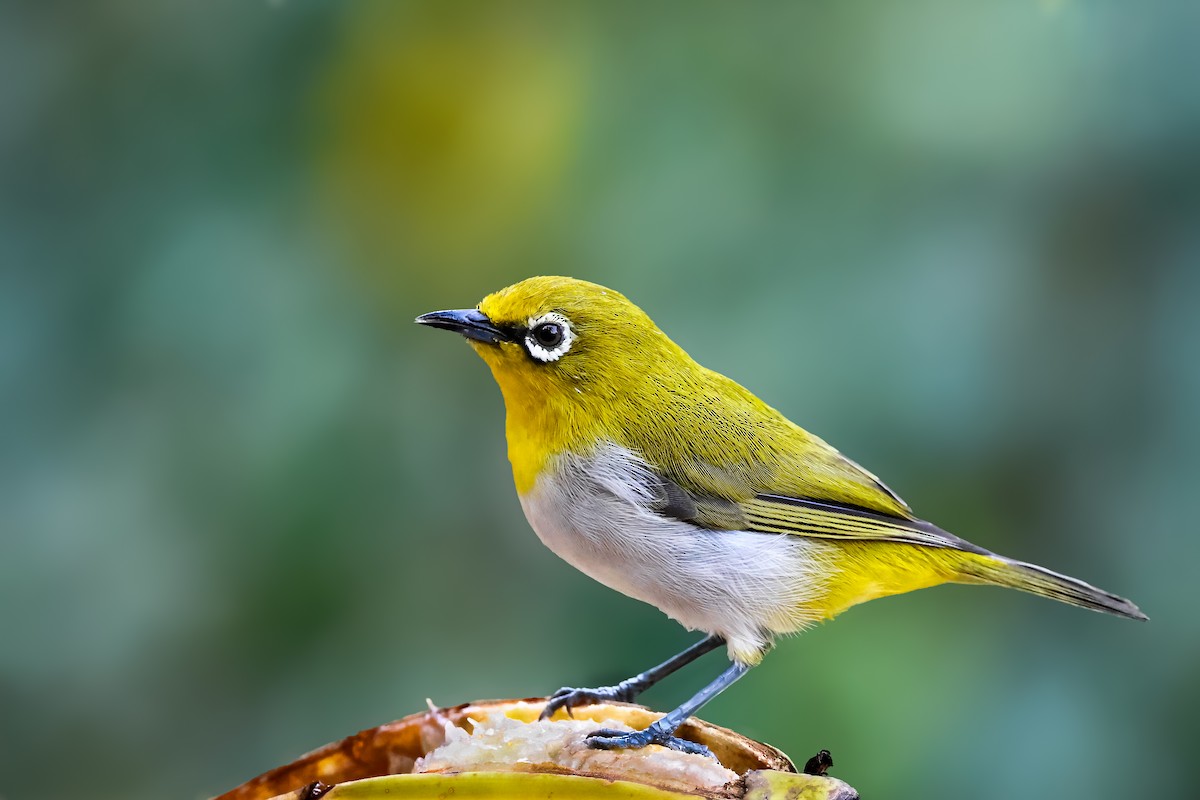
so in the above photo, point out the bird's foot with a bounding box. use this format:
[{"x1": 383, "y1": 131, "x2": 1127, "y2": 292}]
[
  {"x1": 540, "y1": 681, "x2": 640, "y2": 720},
  {"x1": 585, "y1": 725, "x2": 714, "y2": 759}
]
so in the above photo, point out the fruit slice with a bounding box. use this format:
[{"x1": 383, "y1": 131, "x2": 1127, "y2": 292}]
[{"x1": 216, "y1": 698, "x2": 857, "y2": 800}]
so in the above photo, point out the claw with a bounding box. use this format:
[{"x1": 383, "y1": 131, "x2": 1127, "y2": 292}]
[
  {"x1": 539, "y1": 684, "x2": 635, "y2": 721},
  {"x1": 585, "y1": 727, "x2": 715, "y2": 759}
]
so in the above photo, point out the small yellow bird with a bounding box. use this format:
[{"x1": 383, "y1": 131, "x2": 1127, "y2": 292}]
[{"x1": 416, "y1": 276, "x2": 1145, "y2": 756}]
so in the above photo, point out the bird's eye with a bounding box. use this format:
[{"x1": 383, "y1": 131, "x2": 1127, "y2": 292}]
[
  {"x1": 524, "y1": 312, "x2": 574, "y2": 363},
  {"x1": 532, "y1": 322, "x2": 563, "y2": 348}
]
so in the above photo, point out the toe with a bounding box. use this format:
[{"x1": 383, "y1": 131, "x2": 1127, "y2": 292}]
[
  {"x1": 664, "y1": 737, "x2": 714, "y2": 759},
  {"x1": 540, "y1": 688, "x2": 591, "y2": 720},
  {"x1": 539, "y1": 700, "x2": 565, "y2": 721},
  {"x1": 585, "y1": 727, "x2": 716, "y2": 759},
  {"x1": 585, "y1": 728, "x2": 645, "y2": 750}
]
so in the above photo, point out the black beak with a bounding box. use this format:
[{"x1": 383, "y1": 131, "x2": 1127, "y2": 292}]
[{"x1": 414, "y1": 309, "x2": 512, "y2": 344}]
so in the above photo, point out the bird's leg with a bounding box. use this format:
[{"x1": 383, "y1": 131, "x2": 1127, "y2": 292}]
[
  {"x1": 539, "y1": 634, "x2": 724, "y2": 720},
  {"x1": 586, "y1": 660, "x2": 752, "y2": 757}
]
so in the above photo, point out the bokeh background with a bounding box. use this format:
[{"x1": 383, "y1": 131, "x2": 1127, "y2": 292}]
[{"x1": 2, "y1": 1, "x2": 1197, "y2": 798}]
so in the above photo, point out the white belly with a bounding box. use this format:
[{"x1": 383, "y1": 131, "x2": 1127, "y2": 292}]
[{"x1": 517, "y1": 442, "x2": 833, "y2": 663}]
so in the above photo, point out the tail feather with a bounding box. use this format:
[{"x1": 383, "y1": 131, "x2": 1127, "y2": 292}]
[{"x1": 958, "y1": 555, "x2": 1147, "y2": 621}]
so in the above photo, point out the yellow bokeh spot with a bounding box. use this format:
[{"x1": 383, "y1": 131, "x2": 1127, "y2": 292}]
[{"x1": 311, "y1": 2, "x2": 587, "y2": 294}]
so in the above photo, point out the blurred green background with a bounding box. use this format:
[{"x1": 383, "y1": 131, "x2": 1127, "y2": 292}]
[{"x1": 2, "y1": 1, "x2": 1196, "y2": 798}]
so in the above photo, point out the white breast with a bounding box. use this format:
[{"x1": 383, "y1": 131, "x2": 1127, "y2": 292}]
[{"x1": 518, "y1": 442, "x2": 834, "y2": 663}]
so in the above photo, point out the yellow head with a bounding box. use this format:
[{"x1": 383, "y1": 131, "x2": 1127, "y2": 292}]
[
  {"x1": 416, "y1": 276, "x2": 706, "y2": 490},
  {"x1": 476, "y1": 276, "x2": 691, "y2": 395}
]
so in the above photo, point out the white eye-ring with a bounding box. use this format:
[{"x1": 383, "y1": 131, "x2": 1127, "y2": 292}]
[{"x1": 524, "y1": 312, "x2": 574, "y2": 362}]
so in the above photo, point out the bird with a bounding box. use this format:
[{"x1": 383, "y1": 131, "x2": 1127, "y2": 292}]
[{"x1": 415, "y1": 276, "x2": 1146, "y2": 757}]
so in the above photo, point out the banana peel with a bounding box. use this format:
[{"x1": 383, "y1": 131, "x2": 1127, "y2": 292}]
[{"x1": 216, "y1": 698, "x2": 858, "y2": 800}]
